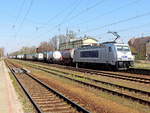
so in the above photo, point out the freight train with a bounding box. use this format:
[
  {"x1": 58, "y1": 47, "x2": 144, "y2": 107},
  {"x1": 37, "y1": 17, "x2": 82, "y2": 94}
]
[{"x1": 10, "y1": 41, "x2": 134, "y2": 70}]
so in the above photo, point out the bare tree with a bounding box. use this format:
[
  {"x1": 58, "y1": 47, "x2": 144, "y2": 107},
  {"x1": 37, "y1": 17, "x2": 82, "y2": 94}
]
[
  {"x1": 9, "y1": 30, "x2": 78, "y2": 56},
  {"x1": 66, "y1": 30, "x2": 77, "y2": 40},
  {"x1": 49, "y1": 36, "x2": 58, "y2": 50},
  {"x1": 37, "y1": 41, "x2": 54, "y2": 52},
  {"x1": 49, "y1": 30, "x2": 78, "y2": 50},
  {"x1": 0, "y1": 48, "x2": 4, "y2": 58},
  {"x1": 29, "y1": 46, "x2": 37, "y2": 53},
  {"x1": 19, "y1": 46, "x2": 36, "y2": 54}
]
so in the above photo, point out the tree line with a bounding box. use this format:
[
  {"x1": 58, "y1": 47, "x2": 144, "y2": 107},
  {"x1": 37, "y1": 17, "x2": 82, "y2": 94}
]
[{"x1": 9, "y1": 30, "x2": 80, "y2": 56}]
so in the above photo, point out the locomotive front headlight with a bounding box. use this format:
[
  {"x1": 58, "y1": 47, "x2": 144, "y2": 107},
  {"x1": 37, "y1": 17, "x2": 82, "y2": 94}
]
[{"x1": 128, "y1": 56, "x2": 134, "y2": 60}]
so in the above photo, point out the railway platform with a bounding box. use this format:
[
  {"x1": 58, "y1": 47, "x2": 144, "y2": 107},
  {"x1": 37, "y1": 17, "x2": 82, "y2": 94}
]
[{"x1": 0, "y1": 60, "x2": 24, "y2": 113}]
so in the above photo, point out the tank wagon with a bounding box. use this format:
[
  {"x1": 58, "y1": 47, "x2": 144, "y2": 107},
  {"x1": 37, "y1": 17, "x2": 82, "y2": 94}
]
[
  {"x1": 8, "y1": 56, "x2": 11, "y2": 58},
  {"x1": 26, "y1": 54, "x2": 34, "y2": 60},
  {"x1": 13, "y1": 56, "x2": 17, "y2": 59},
  {"x1": 61, "y1": 49, "x2": 74, "y2": 65},
  {"x1": 43, "y1": 51, "x2": 62, "y2": 63},
  {"x1": 73, "y1": 42, "x2": 134, "y2": 69},
  {"x1": 36, "y1": 53, "x2": 44, "y2": 61},
  {"x1": 17, "y1": 54, "x2": 24, "y2": 59}
]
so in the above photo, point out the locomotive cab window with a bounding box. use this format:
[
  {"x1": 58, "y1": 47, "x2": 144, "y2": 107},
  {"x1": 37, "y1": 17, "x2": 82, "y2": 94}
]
[
  {"x1": 123, "y1": 46, "x2": 130, "y2": 51},
  {"x1": 116, "y1": 45, "x2": 130, "y2": 51}
]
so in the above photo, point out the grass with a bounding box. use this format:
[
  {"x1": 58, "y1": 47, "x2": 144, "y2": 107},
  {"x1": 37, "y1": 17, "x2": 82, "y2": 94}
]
[
  {"x1": 134, "y1": 60, "x2": 150, "y2": 70},
  {"x1": 8, "y1": 71, "x2": 36, "y2": 113}
]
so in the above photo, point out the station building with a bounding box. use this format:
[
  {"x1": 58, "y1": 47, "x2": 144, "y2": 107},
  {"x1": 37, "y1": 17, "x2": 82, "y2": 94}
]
[{"x1": 59, "y1": 37, "x2": 98, "y2": 50}]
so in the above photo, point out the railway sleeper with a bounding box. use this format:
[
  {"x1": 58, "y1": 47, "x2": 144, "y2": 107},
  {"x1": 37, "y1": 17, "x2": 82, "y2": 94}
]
[
  {"x1": 31, "y1": 93, "x2": 55, "y2": 97},
  {"x1": 41, "y1": 106, "x2": 74, "y2": 113},
  {"x1": 31, "y1": 91, "x2": 53, "y2": 95},
  {"x1": 34, "y1": 98, "x2": 63, "y2": 103},
  {"x1": 40, "y1": 104, "x2": 71, "y2": 109},
  {"x1": 36, "y1": 101, "x2": 52, "y2": 104},
  {"x1": 32, "y1": 95, "x2": 57, "y2": 99},
  {"x1": 32, "y1": 96, "x2": 58, "y2": 100},
  {"x1": 38, "y1": 102, "x2": 68, "y2": 106}
]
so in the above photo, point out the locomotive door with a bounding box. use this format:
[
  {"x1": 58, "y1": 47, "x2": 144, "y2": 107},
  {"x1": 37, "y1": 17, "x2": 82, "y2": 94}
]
[
  {"x1": 102, "y1": 47, "x2": 109, "y2": 63},
  {"x1": 108, "y1": 46, "x2": 113, "y2": 62}
]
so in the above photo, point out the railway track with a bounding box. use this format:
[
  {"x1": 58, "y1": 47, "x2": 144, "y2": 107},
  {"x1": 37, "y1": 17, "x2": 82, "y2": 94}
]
[
  {"x1": 127, "y1": 68, "x2": 150, "y2": 75},
  {"x1": 22, "y1": 63, "x2": 150, "y2": 93},
  {"x1": 29, "y1": 60, "x2": 150, "y2": 76},
  {"x1": 20, "y1": 61, "x2": 150, "y2": 84},
  {"x1": 8, "y1": 60, "x2": 150, "y2": 106},
  {"x1": 75, "y1": 68, "x2": 150, "y2": 84},
  {"x1": 48, "y1": 64, "x2": 150, "y2": 84},
  {"x1": 6, "y1": 61, "x2": 90, "y2": 113}
]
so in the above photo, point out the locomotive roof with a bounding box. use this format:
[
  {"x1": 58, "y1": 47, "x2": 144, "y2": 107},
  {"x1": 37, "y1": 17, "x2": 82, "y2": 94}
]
[
  {"x1": 77, "y1": 44, "x2": 106, "y2": 50},
  {"x1": 77, "y1": 42, "x2": 128, "y2": 50},
  {"x1": 102, "y1": 41, "x2": 116, "y2": 44}
]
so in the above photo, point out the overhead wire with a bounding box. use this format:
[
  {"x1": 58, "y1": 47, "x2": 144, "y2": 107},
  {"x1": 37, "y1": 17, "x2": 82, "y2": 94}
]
[
  {"x1": 125, "y1": 32, "x2": 150, "y2": 39},
  {"x1": 36, "y1": 0, "x2": 82, "y2": 38},
  {"x1": 57, "y1": 0, "x2": 107, "y2": 28},
  {"x1": 12, "y1": 0, "x2": 26, "y2": 29},
  {"x1": 39, "y1": 0, "x2": 107, "y2": 38},
  {"x1": 16, "y1": 0, "x2": 150, "y2": 44},
  {"x1": 79, "y1": 11, "x2": 150, "y2": 35},
  {"x1": 65, "y1": 0, "x2": 106, "y2": 23},
  {"x1": 52, "y1": 0, "x2": 140, "y2": 33},
  {"x1": 14, "y1": 0, "x2": 34, "y2": 38},
  {"x1": 36, "y1": 0, "x2": 81, "y2": 29},
  {"x1": 93, "y1": 22, "x2": 150, "y2": 38},
  {"x1": 74, "y1": 0, "x2": 141, "y2": 28},
  {"x1": 18, "y1": 0, "x2": 34, "y2": 31},
  {"x1": 58, "y1": 0, "x2": 82, "y2": 26}
]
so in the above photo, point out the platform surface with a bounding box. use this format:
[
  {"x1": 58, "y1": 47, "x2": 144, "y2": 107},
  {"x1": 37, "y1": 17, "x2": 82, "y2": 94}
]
[{"x1": 0, "y1": 61, "x2": 24, "y2": 113}]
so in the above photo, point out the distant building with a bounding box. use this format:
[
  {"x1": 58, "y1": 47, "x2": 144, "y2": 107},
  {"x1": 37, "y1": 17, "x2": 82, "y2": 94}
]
[
  {"x1": 59, "y1": 37, "x2": 98, "y2": 50},
  {"x1": 146, "y1": 41, "x2": 150, "y2": 60}
]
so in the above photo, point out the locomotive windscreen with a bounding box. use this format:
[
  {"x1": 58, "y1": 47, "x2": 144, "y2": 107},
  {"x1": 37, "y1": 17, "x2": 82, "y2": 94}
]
[{"x1": 116, "y1": 46, "x2": 130, "y2": 52}]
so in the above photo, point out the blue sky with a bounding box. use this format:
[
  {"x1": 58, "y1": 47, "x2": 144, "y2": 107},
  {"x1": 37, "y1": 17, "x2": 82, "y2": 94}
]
[{"x1": 0, "y1": 0, "x2": 150, "y2": 53}]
